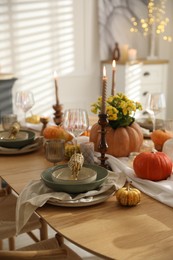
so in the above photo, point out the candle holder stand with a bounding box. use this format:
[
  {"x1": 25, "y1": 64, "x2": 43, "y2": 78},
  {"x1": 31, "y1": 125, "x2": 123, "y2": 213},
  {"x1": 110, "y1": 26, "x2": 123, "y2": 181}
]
[
  {"x1": 98, "y1": 113, "x2": 109, "y2": 169},
  {"x1": 52, "y1": 103, "x2": 63, "y2": 126},
  {"x1": 40, "y1": 117, "x2": 49, "y2": 136}
]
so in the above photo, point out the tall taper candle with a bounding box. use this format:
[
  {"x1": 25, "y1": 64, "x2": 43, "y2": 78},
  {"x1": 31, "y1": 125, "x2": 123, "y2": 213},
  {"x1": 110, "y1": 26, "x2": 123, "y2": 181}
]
[
  {"x1": 53, "y1": 71, "x2": 59, "y2": 104},
  {"x1": 101, "y1": 66, "x2": 107, "y2": 114},
  {"x1": 111, "y1": 60, "x2": 116, "y2": 96}
]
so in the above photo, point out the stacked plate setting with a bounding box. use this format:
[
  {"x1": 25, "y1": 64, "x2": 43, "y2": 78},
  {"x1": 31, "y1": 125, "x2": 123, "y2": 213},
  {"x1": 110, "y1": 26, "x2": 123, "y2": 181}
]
[
  {"x1": 41, "y1": 164, "x2": 109, "y2": 194},
  {"x1": 0, "y1": 130, "x2": 35, "y2": 149}
]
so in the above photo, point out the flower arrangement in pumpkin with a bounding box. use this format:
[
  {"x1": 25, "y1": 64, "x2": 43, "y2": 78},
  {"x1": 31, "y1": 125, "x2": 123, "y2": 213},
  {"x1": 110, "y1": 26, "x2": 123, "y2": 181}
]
[{"x1": 91, "y1": 92, "x2": 142, "y2": 129}]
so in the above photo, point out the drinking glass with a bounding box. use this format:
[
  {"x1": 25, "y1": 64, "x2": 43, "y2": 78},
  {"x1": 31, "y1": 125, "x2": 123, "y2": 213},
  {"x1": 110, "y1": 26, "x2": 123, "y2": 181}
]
[
  {"x1": 63, "y1": 108, "x2": 89, "y2": 151},
  {"x1": 15, "y1": 91, "x2": 35, "y2": 125},
  {"x1": 145, "y1": 92, "x2": 166, "y2": 131},
  {"x1": 45, "y1": 139, "x2": 65, "y2": 166},
  {"x1": 1, "y1": 114, "x2": 17, "y2": 130}
]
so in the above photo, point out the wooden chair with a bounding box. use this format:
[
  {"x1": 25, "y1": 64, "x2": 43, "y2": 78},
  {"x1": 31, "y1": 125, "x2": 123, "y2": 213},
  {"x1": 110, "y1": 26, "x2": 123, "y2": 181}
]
[
  {"x1": 0, "y1": 233, "x2": 82, "y2": 259},
  {"x1": 0, "y1": 183, "x2": 48, "y2": 250}
]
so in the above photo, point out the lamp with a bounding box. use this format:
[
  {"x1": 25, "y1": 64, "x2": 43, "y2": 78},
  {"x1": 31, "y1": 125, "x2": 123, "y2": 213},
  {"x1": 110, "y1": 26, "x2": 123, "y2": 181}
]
[{"x1": 130, "y1": 0, "x2": 172, "y2": 59}]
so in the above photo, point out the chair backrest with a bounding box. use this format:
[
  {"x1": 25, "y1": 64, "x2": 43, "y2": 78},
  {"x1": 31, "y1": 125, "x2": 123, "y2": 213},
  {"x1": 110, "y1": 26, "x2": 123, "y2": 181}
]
[{"x1": 0, "y1": 248, "x2": 67, "y2": 260}]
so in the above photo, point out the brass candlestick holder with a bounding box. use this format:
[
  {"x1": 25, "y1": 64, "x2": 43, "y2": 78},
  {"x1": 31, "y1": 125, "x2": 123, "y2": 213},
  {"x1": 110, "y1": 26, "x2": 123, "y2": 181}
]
[
  {"x1": 52, "y1": 103, "x2": 63, "y2": 126},
  {"x1": 98, "y1": 113, "x2": 109, "y2": 169}
]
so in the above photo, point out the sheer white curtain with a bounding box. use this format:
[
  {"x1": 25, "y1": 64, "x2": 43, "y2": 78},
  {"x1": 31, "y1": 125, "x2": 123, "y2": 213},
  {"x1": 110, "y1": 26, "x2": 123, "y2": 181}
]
[{"x1": 0, "y1": 0, "x2": 75, "y2": 118}]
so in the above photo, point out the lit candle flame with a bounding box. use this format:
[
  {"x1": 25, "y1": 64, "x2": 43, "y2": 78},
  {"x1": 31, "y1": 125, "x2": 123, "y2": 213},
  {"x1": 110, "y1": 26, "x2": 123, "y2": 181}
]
[
  {"x1": 53, "y1": 70, "x2": 58, "y2": 79},
  {"x1": 103, "y1": 66, "x2": 107, "y2": 78}
]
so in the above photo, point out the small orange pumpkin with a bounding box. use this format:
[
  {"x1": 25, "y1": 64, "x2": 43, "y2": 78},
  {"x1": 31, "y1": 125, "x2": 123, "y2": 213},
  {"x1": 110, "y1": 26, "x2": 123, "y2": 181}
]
[
  {"x1": 150, "y1": 129, "x2": 173, "y2": 151},
  {"x1": 89, "y1": 122, "x2": 143, "y2": 157},
  {"x1": 43, "y1": 126, "x2": 73, "y2": 142},
  {"x1": 133, "y1": 150, "x2": 173, "y2": 181}
]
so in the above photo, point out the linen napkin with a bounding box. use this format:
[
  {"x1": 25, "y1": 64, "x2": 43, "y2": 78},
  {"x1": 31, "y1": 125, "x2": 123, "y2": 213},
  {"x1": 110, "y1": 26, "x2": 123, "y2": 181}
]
[
  {"x1": 16, "y1": 170, "x2": 126, "y2": 235},
  {"x1": 94, "y1": 152, "x2": 173, "y2": 208}
]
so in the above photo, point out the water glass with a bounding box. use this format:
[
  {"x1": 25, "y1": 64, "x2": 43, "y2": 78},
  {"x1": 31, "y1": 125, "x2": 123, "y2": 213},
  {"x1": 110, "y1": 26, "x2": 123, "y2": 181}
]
[
  {"x1": 45, "y1": 139, "x2": 65, "y2": 165},
  {"x1": 164, "y1": 119, "x2": 173, "y2": 132},
  {"x1": 2, "y1": 114, "x2": 17, "y2": 130}
]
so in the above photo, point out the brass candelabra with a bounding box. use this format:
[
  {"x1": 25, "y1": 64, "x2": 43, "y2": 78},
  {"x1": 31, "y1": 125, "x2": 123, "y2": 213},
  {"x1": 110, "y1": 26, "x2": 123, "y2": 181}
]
[{"x1": 98, "y1": 113, "x2": 109, "y2": 169}]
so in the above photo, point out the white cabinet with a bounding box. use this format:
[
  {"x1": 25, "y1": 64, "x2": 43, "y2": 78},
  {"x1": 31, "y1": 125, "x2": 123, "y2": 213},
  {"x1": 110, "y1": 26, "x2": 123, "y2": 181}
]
[
  {"x1": 140, "y1": 63, "x2": 168, "y2": 104},
  {"x1": 101, "y1": 60, "x2": 168, "y2": 118}
]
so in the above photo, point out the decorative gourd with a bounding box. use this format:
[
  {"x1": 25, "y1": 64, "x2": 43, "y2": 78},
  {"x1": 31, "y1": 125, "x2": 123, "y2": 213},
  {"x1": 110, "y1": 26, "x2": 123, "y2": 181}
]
[
  {"x1": 150, "y1": 129, "x2": 173, "y2": 151},
  {"x1": 116, "y1": 182, "x2": 141, "y2": 206},
  {"x1": 89, "y1": 122, "x2": 143, "y2": 157},
  {"x1": 65, "y1": 144, "x2": 80, "y2": 159},
  {"x1": 133, "y1": 150, "x2": 173, "y2": 181},
  {"x1": 43, "y1": 126, "x2": 73, "y2": 142}
]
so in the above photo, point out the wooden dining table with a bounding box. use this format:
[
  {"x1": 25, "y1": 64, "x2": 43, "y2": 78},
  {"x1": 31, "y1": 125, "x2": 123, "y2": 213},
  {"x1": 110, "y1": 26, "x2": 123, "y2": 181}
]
[{"x1": 1, "y1": 146, "x2": 173, "y2": 260}]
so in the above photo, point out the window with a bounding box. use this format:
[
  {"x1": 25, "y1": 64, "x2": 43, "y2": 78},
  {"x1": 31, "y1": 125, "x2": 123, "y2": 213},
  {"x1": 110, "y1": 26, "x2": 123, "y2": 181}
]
[{"x1": 0, "y1": 0, "x2": 75, "y2": 117}]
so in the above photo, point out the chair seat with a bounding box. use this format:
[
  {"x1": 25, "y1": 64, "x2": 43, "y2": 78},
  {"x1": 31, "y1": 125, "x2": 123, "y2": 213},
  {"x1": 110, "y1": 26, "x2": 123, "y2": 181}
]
[
  {"x1": 0, "y1": 234, "x2": 82, "y2": 260},
  {"x1": 0, "y1": 193, "x2": 42, "y2": 240}
]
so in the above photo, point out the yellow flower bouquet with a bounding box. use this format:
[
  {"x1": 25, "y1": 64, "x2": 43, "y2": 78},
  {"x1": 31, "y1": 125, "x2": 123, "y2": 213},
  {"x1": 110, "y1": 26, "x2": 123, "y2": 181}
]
[{"x1": 91, "y1": 92, "x2": 142, "y2": 129}]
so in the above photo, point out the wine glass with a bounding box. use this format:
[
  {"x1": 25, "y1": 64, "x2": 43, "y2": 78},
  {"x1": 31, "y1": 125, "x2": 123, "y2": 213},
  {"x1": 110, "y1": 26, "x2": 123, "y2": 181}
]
[
  {"x1": 145, "y1": 92, "x2": 166, "y2": 131},
  {"x1": 45, "y1": 139, "x2": 65, "y2": 166},
  {"x1": 63, "y1": 108, "x2": 89, "y2": 152},
  {"x1": 15, "y1": 91, "x2": 35, "y2": 125}
]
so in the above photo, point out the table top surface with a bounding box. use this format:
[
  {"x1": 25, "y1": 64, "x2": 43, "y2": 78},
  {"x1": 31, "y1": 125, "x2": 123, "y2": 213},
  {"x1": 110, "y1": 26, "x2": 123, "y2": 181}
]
[{"x1": 1, "y1": 147, "x2": 173, "y2": 260}]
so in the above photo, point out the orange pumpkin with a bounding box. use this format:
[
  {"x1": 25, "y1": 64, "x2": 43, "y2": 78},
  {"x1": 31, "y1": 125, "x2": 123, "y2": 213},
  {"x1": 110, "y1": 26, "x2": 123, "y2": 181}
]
[
  {"x1": 133, "y1": 151, "x2": 172, "y2": 181},
  {"x1": 43, "y1": 126, "x2": 73, "y2": 142},
  {"x1": 89, "y1": 122, "x2": 143, "y2": 157},
  {"x1": 150, "y1": 129, "x2": 173, "y2": 151}
]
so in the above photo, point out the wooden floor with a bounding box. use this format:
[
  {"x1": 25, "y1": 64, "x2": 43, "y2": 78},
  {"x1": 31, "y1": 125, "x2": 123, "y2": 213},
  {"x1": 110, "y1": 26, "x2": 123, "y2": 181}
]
[{"x1": 2, "y1": 225, "x2": 103, "y2": 259}]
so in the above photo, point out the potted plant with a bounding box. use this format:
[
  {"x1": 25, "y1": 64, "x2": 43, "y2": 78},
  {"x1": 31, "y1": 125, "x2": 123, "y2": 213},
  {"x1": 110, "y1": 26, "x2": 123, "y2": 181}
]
[{"x1": 90, "y1": 92, "x2": 143, "y2": 157}]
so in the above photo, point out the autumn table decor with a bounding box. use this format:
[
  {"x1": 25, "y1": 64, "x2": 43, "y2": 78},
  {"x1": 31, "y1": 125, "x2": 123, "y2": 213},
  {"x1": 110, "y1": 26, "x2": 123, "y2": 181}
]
[
  {"x1": 133, "y1": 150, "x2": 172, "y2": 181},
  {"x1": 90, "y1": 93, "x2": 143, "y2": 157},
  {"x1": 116, "y1": 182, "x2": 141, "y2": 207}
]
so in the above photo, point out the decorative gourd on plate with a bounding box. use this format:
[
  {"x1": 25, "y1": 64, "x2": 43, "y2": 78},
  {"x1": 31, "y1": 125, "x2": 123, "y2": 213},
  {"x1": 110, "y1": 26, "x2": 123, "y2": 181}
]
[
  {"x1": 133, "y1": 150, "x2": 173, "y2": 181},
  {"x1": 116, "y1": 182, "x2": 141, "y2": 206},
  {"x1": 90, "y1": 93, "x2": 143, "y2": 157}
]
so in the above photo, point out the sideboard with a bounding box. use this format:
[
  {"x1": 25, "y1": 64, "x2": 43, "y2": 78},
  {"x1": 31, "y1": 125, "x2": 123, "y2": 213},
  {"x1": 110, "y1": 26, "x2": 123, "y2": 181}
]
[
  {"x1": 101, "y1": 59, "x2": 169, "y2": 117},
  {"x1": 0, "y1": 74, "x2": 17, "y2": 122}
]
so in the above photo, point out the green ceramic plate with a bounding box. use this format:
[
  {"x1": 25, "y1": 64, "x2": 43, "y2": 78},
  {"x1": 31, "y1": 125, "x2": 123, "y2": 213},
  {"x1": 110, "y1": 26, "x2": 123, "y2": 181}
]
[
  {"x1": 41, "y1": 164, "x2": 109, "y2": 194},
  {"x1": 0, "y1": 130, "x2": 35, "y2": 148}
]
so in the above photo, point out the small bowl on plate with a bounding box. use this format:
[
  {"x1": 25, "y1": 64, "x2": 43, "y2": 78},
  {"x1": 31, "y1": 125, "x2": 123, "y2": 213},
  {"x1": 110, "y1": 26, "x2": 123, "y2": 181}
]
[
  {"x1": 0, "y1": 130, "x2": 35, "y2": 148},
  {"x1": 52, "y1": 167, "x2": 97, "y2": 185}
]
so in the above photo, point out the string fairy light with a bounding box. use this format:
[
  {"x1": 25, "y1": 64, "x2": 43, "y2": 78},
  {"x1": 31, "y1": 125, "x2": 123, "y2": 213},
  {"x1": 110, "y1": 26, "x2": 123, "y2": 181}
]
[{"x1": 130, "y1": 0, "x2": 172, "y2": 42}]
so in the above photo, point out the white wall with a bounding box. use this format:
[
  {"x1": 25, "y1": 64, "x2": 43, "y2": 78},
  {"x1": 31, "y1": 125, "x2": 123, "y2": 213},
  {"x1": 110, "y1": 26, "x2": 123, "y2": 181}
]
[
  {"x1": 58, "y1": 0, "x2": 101, "y2": 115},
  {"x1": 162, "y1": 0, "x2": 173, "y2": 119}
]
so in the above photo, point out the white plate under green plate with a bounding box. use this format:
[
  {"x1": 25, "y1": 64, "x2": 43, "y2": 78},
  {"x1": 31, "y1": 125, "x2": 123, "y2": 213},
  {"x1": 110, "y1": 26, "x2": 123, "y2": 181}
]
[
  {"x1": 52, "y1": 167, "x2": 97, "y2": 185},
  {"x1": 47, "y1": 185, "x2": 115, "y2": 207},
  {"x1": 0, "y1": 137, "x2": 43, "y2": 155},
  {"x1": 41, "y1": 164, "x2": 109, "y2": 194}
]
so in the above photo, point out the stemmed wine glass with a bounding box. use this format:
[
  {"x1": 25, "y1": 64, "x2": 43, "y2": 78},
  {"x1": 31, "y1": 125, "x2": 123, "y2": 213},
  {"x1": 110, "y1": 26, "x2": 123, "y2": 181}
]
[
  {"x1": 63, "y1": 108, "x2": 89, "y2": 152},
  {"x1": 15, "y1": 91, "x2": 35, "y2": 125},
  {"x1": 145, "y1": 92, "x2": 166, "y2": 131}
]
